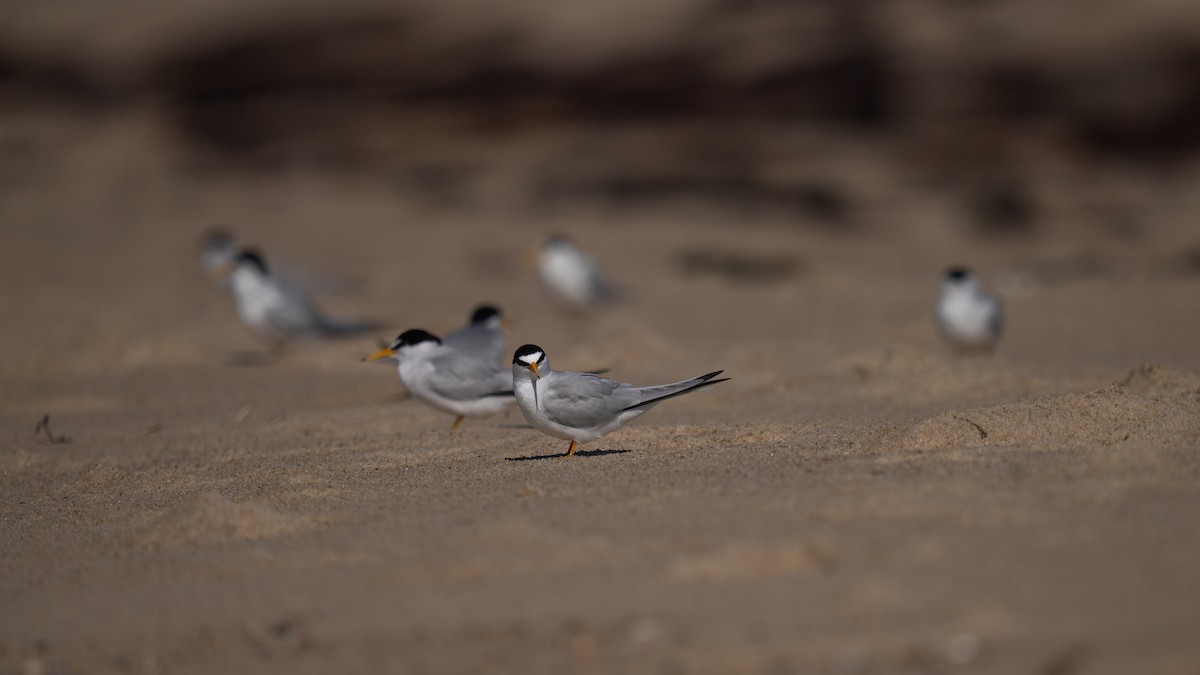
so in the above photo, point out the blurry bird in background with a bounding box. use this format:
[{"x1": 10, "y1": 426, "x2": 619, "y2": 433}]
[
  {"x1": 225, "y1": 248, "x2": 382, "y2": 353},
  {"x1": 936, "y1": 266, "x2": 1003, "y2": 354},
  {"x1": 536, "y1": 234, "x2": 618, "y2": 311},
  {"x1": 200, "y1": 228, "x2": 351, "y2": 297},
  {"x1": 365, "y1": 329, "x2": 515, "y2": 429},
  {"x1": 443, "y1": 304, "x2": 512, "y2": 364}
]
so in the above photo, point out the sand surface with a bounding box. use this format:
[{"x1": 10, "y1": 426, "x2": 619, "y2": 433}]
[{"x1": 3, "y1": 3, "x2": 1200, "y2": 672}]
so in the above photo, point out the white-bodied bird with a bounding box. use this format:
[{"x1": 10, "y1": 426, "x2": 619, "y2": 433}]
[
  {"x1": 936, "y1": 266, "x2": 1003, "y2": 353},
  {"x1": 366, "y1": 329, "x2": 515, "y2": 428},
  {"x1": 511, "y1": 344, "x2": 727, "y2": 457},
  {"x1": 228, "y1": 248, "x2": 380, "y2": 351},
  {"x1": 537, "y1": 234, "x2": 617, "y2": 309}
]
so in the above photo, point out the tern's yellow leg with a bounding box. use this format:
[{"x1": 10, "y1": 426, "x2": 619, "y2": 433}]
[
  {"x1": 452, "y1": 416, "x2": 464, "y2": 430},
  {"x1": 567, "y1": 440, "x2": 577, "y2": 457}
]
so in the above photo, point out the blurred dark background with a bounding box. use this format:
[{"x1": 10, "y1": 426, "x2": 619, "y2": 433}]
[{"x1": 3, "y1": 0, "x2": 1200, "y2": 237}]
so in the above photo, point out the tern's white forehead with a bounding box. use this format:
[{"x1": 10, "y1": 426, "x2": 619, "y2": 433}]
[{"x1": 518, "y1": 350, "x2": 543, "y2": 365}]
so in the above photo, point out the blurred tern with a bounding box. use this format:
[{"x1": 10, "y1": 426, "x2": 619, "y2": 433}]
[
  {"x1": 936, "y1": 266, "x2": 1003, "y2": 353},
  {"x1": 537, "y1": 235, "x2": 617, "y2": 309},
  {"x1": 511, "y1": 344, "x2": 727, "y2": 457},
  {"x1": 366, "y1": 329, "x2": 515, "y2": 428},
  {"x1": 202, "y1": 228, "x2": 350, "y2": 295},
  {"x1": 443, "y1": 304, "x2": 511, "y2": 364},
  {"x1": 229, "y1": 248, "x2": 380, "y2": 351}
]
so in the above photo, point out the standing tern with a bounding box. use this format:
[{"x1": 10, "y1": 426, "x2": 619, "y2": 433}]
[
  {"x1": 366, "y1": 329, "x2": 515, "y2": 428},
  {"x1": 936, "y1": 266, "x2": 1003, "y2": 354},
  {"x1": 511, "y1": 344, "x2": 727, "y2": 457}
]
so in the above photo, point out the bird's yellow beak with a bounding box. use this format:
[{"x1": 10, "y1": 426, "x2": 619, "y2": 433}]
[
  {"x1": 529, "y1": 362, "x2": 539, "y2": 377},
  {"x1": 214, "y1": 259, "x2": 234, "y2": 279},
  {"x1": 365, "y1": 347, "x2": 396, "y2": 362},
  {"x1": 502, "y1": 316, "x2": 517, "y2": 329}
]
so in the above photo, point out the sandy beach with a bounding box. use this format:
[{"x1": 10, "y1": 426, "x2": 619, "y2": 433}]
[{"x1": 3, "y1": 1, "x2": 1200, "y2": 673}]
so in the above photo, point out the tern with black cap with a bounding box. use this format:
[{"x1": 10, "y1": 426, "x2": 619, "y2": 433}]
[
  {"x1": 366, "y1": 329, "x2": 515, "y2": 428},
  {"x1": 511, "y1": 344, "x2": 727, "y2": 457},
  {"x1": 936, "y1": 266, "x2": 1003, "y2": 353},
  {"x1": 443, "y1": 304, "x2": 512, "y2": 364},
  {"x1": 227, "y1": 248, "x2": 381, "y2": 351}
]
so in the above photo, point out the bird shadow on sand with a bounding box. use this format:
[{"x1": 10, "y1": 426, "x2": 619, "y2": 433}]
[{"x1": 505, "y1": 448, "x2": 631, "y2": 461}]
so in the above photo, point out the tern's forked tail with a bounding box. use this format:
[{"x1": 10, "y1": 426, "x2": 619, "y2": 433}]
[{"x1": 621, "y1": 370, "x2": 728, "y2": 412}]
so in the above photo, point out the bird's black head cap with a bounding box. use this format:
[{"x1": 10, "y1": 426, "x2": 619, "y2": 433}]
[
  {"x1": 513, "y1": 344, "x2": 546, "y2": 366},
  {"x1": 395, "y1": 329, "x2": 442, "y2": 348},
  {"x1": 945, "y1": 266, "x2": 971, "y2": 281},
  {"x1": 235, "y1": 248, "x2": 268, "y2": 274},
  {"x1": 470, "y1": 305, "x2": 501, "y2": 324}
]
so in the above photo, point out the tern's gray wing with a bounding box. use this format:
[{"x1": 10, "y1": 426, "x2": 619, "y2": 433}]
[
  {"x1": 538, "y1": 372, "x2": 634, "y2": 429},
  {"x1": 269, "y1": 279, "x2": 380, "y2": 338},
  {"x1": 428, "y1": 352, "x2": 513, "y2": 401},
  {"x1": 541, "y1": 370, "x2": 727, "y2": 428},
  {"x1": 264, "y1": 284, "x2": 324, "y2": 336}
]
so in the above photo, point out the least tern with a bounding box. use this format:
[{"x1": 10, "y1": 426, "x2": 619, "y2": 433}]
[
  {"x1": 537, "y1": 235, "x2": 617, "y2": 309},
  {"x1": 443, "y1": 304, "x2": 510, "y2": 364},
  {"x1": 203, "y1": 229, "x2": 349, "y2": 295},
  {"x1": 511, "y1": 344, "x2": 727, "y2": 457},
  {"x1": 936, "y1": 266, "x2": 1003, "y2": 353},
  {"x1": 229, "y1": 248, "x2": 380, "y2": 350},
  {"x1": 366, "y1": 329, "x2": 515, "y2": 428}
]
